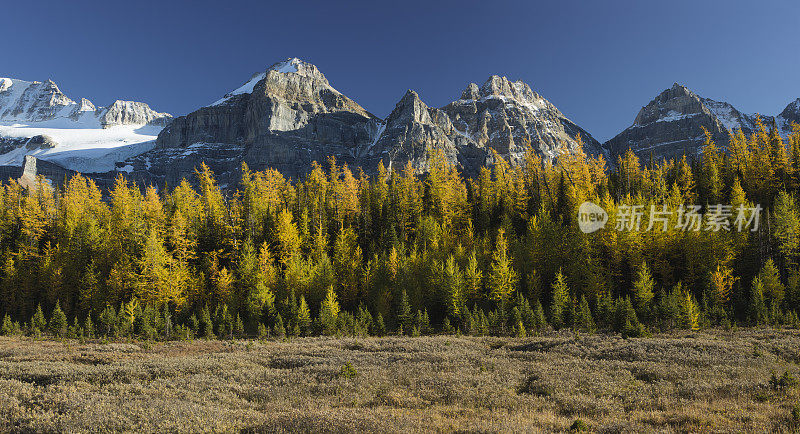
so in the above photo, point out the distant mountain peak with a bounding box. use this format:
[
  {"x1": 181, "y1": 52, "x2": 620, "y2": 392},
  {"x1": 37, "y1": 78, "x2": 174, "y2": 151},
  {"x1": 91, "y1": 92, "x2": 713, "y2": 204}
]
[{"x1": 210, "y1": 57, "x2": 333, "y2": 107}]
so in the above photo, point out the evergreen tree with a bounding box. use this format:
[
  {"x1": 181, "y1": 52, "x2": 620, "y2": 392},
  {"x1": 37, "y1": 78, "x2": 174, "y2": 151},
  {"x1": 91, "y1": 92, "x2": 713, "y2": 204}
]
[
  {"x1": 550, "y1": 270, "x2": 570, "y2": 329},
  {"x1": 375, "y1": 313, "x2": 386, "y2": 336},
  {"x1": 273, "y1": 313, "x2": 286, "y2": 338},
  {"x1": 83, "y1": 314, "x2": 95, "y2": 339},
  {"x1": 320, "y1": 286, "x2": 340, "y2": 335},
  {"x1": 759, "y1": 259, "x2": 785, "y2": 306},
  {"x1": 396, "y1": 288, "x2": 412, "y2": 333},
  {"x1": 48, "y1": 301, "x2": 68, "y2": 337},
  {"x1": 99, "y1": 305, "x2": 116, "y2": 337},
  {"x1": 1, "y1": 314, "x2": 13, "y2": 335},
  {"x1": 632, "y1": 261, "x2": 655, "y2": 319},
  {"x1": 680, "y1": 291, "x2": 701, "y2": 331},
  {"x1": 31, "y1": 304, "x2": 46, "y2": 335},
  {"x1": 750, "y1": 277, "x2": 768, "y2": 325},
  {"x1": 575, "y1": 295, "x2": 596, "y2": 334},
  {"x1": 532, "y1": 298, "x2": 547, "y2": 332},
  {"x1": 296, "y1": 296, "x2": 312, "y2": 335},
  {"x1": 488, "y1": 229, "x2": 518, "y2": 303},
  {"x1": 200, "y1": 305, "x2": 215, "y2": 339}
]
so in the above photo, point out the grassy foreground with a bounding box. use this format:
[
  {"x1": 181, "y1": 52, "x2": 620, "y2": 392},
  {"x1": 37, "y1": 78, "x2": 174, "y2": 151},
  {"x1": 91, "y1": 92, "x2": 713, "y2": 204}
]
[{"x1": 1, "y1": 330, "x2": 800, "y2": 432}]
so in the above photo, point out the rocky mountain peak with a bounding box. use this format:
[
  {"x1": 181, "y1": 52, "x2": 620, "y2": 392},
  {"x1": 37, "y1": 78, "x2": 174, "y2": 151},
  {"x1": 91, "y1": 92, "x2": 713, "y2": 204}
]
[
  {"x1": 632, "y1": 83, "x2": 711, "y2": 127},
  {"x1": 98, "y1": 100, "x2": 172, "y2": 128},
  {"x1": 460, "y1": 83, "x2": 480, "y2": 101},
  {"x1": 779, "y1": 98, "x2": 800, "y2": 120},
  {"x1": 477, "y1": 75, "x2": 539, "y2": 104},
  {"x1": 267, "y1": 58, "x2": 329, "y2": 84},
  {"x1": 390, "y1": 90, "x2": 432, "y2": 124}
]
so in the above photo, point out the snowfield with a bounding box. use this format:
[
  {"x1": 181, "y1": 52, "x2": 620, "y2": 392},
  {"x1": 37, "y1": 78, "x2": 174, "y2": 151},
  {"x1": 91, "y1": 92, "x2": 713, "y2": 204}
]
[{"x1": 0, "y1": 118, "x2": 159, "y2": 173}]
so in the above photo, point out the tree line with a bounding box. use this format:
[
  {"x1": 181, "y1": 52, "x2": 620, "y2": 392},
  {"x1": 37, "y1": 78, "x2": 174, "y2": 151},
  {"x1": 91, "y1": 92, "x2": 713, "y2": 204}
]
[{"x1": 2, "y1": 118, "x2": 800, "y2": 340}]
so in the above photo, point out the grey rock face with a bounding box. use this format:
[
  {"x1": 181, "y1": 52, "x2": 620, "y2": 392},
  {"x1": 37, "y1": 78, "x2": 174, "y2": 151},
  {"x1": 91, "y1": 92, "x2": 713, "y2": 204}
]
[
  {"x1": 440, "y1": 75, "x2": 604, "y2": 166},
  {"x1": 0, "y1": 134, "x2": 58, "y2": 154},
  {"x1": 606, "y1": 83, "x2": 800, "y2": 161},
  {"x1": 97, "y1": 100, "x2": 172, "y2": 128},
  {"x1": 0, "y1": 78, "x2": 74, "y2": 122},
  {"x1": 0, "y1": 155, "x2": 76, "y2": 189},
  {"x1": 152, "y1": 58, "x2": 381, "y2": 184},
  {"x1": 371, "y1": 90, "x2": 457, "y2": 173},
  {"x1": 779, "y1": 99, "x2": 800, "y2": 130},
  {"x1": 149, "y1": 62, "x2": 603, "y2": 184},
  {"x1": 0, "y1": 76, "x2": 171, "y2": 127},
  {"x1": 606, "y1": 84, "x2": 731, "y2": 159}
]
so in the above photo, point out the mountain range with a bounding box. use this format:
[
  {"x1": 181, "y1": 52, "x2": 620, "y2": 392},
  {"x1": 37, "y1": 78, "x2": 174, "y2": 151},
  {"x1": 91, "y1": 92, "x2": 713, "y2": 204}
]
[{"x1": 1, "y1": 58, "x2": 798, "y2": 187}]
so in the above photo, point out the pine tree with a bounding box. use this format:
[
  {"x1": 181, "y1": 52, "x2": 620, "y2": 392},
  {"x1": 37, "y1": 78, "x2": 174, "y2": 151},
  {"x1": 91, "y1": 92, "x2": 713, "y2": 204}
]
[
  {"x1": 396, "y1": 288, "x2": 412, "y2": 333},
  {"x1": 188, "y1": 313, "x2": 199, "y2": 337},
  {"x1": 516, "y1": 293, "x2": 535, "y2": 330},
  {"x1": 320, "y1": 286, "x2": 340, "y2": 335},
  {"x1": 200, "y1": 305, "x2": 215, "y2": 339},
  {"x1": 375, "y1": 313, "x2": 386, "y2": 336},
  {"x1": 632, "y1": 261, "x2": 655, "y2": 320},
  {"x1": 234, "y1": 314, "x2": 244, "y2": 337},
  {"x1": 680, "y1": 291, "x2": 700, "y2": 331},
  {"x1": 616, "y1": 297, "x2": 645, "y2": 337},
  {"x1": 275, "y1": 209, "x2": 301, "y2": 266},
  {"x1": 273, "y1": 313, "x2": 286, "y2": 338},
  {"x1": 31, "y1": 304, "x2": 46, "y2": 335},
  {"x1": 488, "y1": 229, "x2": 518, "y2": 303},
  {"x1": 532, "y1": 298, "x2": 547, "y2": 332},
  {"x1": 48, "y1": 301, "x2": 68, "y2": 337},
  {"x1": 464, "y1": 251, "x2": 483, "y2": 299},
  {"x1": 759, "y1": 259, "x2": 785, "y2": 306},
  {"x1": 750, "y1": 277, "x2": 768, "y2": 325},
  {"x1": 575, "y1": 295, "x2": 596, "y2": 333},
  {"x1": 1, "y1": 314, "x2": 13, "y2": 335},
  {"x1": 774, "y1": 191, "x2": 800, "y2": 266},
  {"x1": 550, "y1": 270, "x2": 570, "y2": 329},
  {"x1": 99, "y1": 305, "x2": 116, "y2": 337},
  {"x1": 444, "y1": 255, "x2": 464, "y2": 319},
  {"x1": 297, "y1": 296, "x2": 311, "y2": 335},
  {"x1": 83, "y1": 314, "x2": 95, "y2": 339}
]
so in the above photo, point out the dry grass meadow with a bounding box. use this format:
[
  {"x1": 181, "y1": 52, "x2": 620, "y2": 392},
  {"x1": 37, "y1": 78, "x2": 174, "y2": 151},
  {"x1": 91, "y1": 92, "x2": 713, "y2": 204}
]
[{"x1": 1, "y1": 329, "x2": 800, "y2": 432}]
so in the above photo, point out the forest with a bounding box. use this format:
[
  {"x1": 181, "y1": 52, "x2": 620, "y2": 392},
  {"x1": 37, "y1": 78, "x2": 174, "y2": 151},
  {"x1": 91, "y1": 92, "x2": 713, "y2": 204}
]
[{"x1": 2, "y1": 119, "x2": 800, "y2": 341}]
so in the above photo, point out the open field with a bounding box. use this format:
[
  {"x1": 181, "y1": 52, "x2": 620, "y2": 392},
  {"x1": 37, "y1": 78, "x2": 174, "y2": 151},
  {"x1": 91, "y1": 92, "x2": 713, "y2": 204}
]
[{"x1": 1, "y1": 330, "x2": 800, "y2": 433}]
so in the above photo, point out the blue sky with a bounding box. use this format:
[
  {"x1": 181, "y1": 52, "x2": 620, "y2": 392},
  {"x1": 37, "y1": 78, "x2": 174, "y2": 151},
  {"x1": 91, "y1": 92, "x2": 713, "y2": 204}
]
[{"x1": 3, "y1": 0, "x2": 798, "y2": 141}]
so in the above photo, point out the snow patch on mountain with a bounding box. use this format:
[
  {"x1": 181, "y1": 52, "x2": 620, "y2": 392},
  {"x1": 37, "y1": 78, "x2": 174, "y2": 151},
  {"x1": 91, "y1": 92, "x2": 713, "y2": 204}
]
[
  {"x1": 0, "y1": 76, "x2": 170, "y2": 173},
  {"x1": 210, "y1": 72, "x2": 267, "y2": 106},
  {"x1": 0, "y1": 119, "x2": 159, "y2": 172}
]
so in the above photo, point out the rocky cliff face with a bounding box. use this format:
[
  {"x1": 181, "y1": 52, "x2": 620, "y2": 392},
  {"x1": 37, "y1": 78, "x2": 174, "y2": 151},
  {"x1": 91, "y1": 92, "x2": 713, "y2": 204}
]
[
  {"x1": 606, "y1": 84, "x2": 728, "y2": 159},
  {"x1": 98, "y1": 100, "x2": 172, "y2": 128},
  {"x1": 606, "y1": 83, "x2": 800, "y2": 160},
  {"x1": 0, "y1": 78, "x2": 75, "y2": 122},
  {"x1": 440, "y1": 76, "x2": 604, "y2": 166},
  {"x1": 146, "y1": 60, "x2": 602, "y2": 184},
  {"x1": 0, "y1": 77, "x2": 171, "y2": 127},
  {"x1": 150, "y1": 58, "x2": 381, "y2": 185},
  {"x1": 779, "y1": 99, "x2": 800, "y2": 131},
  {"x1": 370, "y1": 90, "x2": 457, "y2": 173}
]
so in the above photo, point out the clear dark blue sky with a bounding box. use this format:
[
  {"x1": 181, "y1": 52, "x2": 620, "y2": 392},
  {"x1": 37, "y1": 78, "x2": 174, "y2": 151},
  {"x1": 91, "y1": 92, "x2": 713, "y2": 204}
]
[{"x1": 3, "y1": 0, "x2": 798, "y2": 141}]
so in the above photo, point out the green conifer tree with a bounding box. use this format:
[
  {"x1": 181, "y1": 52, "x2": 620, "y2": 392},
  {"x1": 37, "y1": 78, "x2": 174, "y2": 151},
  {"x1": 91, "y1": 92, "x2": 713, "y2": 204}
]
[
  {"x1": 296, "y1": 296, "x2": 311, "y2": 335},
  {"x1": 48, "y1": 301, "x2": 68, "y2": 337},
  {"x1": 31, "y1": 304, "x2": 46, "y2": 336},
  {"x1": 550, "y1": 270, "x2": 570, "y2": 329}
]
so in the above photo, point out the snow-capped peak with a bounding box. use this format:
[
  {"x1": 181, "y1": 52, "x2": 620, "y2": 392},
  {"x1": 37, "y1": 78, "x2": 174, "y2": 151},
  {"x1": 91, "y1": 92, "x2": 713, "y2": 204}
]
[
  {"x1": 271, "y1": 57, "x2": 302, "y2": 74},
  {"x1": 209, "y1": 58, "x2": 330, "y2": 107},
  {"x1": 0, "y1": 76, "x2": 171, "y2": 173}
]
